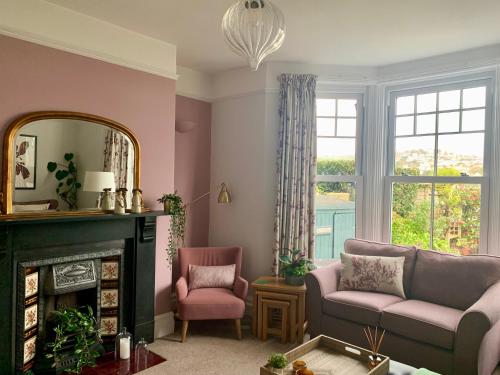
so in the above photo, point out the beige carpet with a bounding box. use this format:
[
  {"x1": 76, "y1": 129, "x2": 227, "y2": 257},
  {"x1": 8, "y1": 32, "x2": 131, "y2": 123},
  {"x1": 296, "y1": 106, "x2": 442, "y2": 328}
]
[
  {"x1": 140, "y1": 319, "x2": 500, "y2": 375},
  {"x1": 140, "y1": 319, "x2": 295, "y2": 375}
]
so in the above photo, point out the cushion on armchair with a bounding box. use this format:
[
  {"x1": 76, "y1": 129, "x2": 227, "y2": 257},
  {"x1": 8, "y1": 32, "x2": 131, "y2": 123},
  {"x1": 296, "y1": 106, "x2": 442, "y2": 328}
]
[{"x1": 188, "y1": 264, "x2": 236, "y2": 290}]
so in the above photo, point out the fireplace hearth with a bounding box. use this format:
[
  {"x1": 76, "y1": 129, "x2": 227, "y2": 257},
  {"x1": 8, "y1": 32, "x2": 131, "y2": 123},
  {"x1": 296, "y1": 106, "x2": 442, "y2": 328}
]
[{"x1": 0, "y1": 212, "x2": 163, "y2": 375}]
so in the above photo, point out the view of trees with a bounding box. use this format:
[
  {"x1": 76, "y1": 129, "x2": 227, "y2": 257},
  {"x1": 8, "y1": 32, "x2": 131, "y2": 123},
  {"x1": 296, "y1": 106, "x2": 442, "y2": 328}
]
[{"x1": 316, "y1": 159, "x2": 481, "y2": 255}]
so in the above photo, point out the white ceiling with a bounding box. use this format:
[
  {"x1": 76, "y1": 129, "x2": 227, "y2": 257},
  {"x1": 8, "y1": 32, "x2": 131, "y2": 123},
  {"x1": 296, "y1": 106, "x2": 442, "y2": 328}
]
[{"x1": 46, "y1": 0, "x2": 500, "y2": 74}]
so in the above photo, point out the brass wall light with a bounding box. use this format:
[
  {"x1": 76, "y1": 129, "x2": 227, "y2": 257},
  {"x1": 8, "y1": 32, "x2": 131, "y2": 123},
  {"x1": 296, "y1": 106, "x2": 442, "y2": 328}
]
[{"x1": 188, "y1": 183, "x2": 232, "y2": 206}]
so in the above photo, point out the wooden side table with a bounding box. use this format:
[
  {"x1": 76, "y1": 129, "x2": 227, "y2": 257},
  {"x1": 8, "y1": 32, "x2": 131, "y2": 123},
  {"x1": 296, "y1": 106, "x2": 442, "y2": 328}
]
[{"x1": 251, "y1": 276, "x2": 307, "y2": 343}]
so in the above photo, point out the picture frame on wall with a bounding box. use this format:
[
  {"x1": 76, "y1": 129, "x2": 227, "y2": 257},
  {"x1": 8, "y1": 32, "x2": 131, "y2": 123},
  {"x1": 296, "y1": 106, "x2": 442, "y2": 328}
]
[{"x1": 15, "y1": 134, "x2": 37, "y2": 190}]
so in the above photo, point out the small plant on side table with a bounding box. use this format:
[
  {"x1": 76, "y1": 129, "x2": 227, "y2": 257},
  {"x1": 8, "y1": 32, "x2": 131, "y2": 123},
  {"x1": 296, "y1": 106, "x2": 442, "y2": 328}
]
[
  {"x1": 47, "y1": 153, "x2": 81, "y2": 210},
  {"x1": 279, "y1": 249, "x2": 316, "y2": 286},
  {"x1": 267, "y1": 353, "x2": 288, "y2": 374},
  {"x1": 157, "y1": 192, "x2": 186, "y2": 264}
]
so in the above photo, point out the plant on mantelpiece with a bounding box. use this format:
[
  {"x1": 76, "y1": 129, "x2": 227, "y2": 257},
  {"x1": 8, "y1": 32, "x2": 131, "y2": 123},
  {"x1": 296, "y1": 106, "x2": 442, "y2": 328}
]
[
  {"x1": 47, "y1": 153, "x2": 81, "y2": 210},
  {"x1": 157, "y1": 192, "x2": 186, "y2": 264}
]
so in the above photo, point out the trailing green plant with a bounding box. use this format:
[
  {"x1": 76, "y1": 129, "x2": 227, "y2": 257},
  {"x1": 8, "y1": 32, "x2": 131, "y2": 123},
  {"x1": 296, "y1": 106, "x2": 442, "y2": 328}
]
[
  {"x1": 47, "y1": 153, "x2": 81, "y2": 210},
  {"x1": 279, "y1": 249, "x2": 315, "y2": 277},
  {"x1": 158, "y1": 192, "x2": 186, "y2": 264},
  {"x1": 267, "y1": 353, "x2": 288, "y2": 369},
  {"x1": 45, "y1": 306, "x2": 102, "y2": 374}
]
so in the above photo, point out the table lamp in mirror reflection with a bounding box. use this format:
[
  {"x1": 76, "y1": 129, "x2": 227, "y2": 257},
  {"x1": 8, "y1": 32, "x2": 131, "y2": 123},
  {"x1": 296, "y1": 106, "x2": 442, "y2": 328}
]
[{"x1": 83, "y1": 171, "x2": 115, "y2": 209}]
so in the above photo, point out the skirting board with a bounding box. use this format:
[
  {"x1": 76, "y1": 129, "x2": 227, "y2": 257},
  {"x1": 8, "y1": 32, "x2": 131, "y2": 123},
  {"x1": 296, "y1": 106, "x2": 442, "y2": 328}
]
[{"x1": 154, "y1": 311, "x2": 175, "y2": 339}]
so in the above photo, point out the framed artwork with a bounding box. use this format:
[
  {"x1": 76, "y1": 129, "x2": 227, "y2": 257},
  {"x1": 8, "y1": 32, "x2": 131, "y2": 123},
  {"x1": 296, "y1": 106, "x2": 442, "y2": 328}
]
[{"x1": 15, "y1": 134, "x2": 37, "y2": 190}]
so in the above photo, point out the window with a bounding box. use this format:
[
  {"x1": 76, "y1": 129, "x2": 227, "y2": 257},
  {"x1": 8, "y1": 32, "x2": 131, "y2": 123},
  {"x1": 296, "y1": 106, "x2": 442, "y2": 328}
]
[
  {"x1": 315, "y1": 95, "x2": 363, "y2": 260},
  {"x1": 387, "y1": 80, "x2": 491, "y2": 255}
]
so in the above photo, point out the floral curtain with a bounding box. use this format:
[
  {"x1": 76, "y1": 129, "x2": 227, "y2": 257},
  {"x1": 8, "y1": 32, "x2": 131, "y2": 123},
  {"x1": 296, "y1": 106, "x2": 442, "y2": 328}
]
[
  {"x1": 273, "y1": 74, "x2": 318, "y2": 276},
  {"x1": 103, "y1": 130, "x2": 130, "y2": 190}
]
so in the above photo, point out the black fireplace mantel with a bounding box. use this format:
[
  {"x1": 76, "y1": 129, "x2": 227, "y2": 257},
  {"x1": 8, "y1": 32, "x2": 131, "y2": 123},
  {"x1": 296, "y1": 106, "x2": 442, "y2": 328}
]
[{"x1": 0, "y1": 211, "x2": 164, "y2": 375}]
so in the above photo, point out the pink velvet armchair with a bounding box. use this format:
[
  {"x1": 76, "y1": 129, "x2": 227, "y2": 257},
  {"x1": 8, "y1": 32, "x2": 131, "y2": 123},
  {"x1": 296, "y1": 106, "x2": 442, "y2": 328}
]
[{"x1": 175, "y1": 247, "x2": 248, "y2": 342}]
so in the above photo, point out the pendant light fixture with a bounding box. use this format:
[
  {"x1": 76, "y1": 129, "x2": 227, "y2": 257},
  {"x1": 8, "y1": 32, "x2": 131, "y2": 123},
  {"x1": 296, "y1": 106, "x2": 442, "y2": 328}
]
[{"x1": 222, "y1": 0, "x2": 285, "y2": 71}]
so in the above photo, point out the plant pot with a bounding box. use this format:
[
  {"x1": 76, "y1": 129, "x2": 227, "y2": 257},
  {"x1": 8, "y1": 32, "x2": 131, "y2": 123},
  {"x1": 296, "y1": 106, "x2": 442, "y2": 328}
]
[
  {"x1": 269, "y1": 368, "x2": 284, "y2": 375},
  {"x1": 284, "y1": 274, "x2": 305, "y2": 286},
  {"x1": 163, "y1": 200, "x2": 172, "y2": 214}
]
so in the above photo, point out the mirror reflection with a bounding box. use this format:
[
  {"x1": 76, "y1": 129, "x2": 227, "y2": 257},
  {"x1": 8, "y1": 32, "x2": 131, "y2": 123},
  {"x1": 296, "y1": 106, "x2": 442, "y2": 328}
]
[{"x1": 13, "y1": 119, "x2": 135, "y2": 212}]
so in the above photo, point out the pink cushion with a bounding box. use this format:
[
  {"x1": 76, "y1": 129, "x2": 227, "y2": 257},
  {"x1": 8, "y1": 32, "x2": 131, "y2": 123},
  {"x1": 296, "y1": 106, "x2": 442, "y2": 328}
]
[
  {"x1": 178, "y1": 288, "x2": 245, "y2": 320},
  {"x1": 381, "y1": 299, "x2": 463, "y2": 350},
  {"x1": 178, "y1": 247, "x2": 242, "y2": 282},
  {"x1": 323, "y1": 290, "x2": 404, "y2": 326},
  {"x1": 188, "y1": 264, "x2": 236, "y2": 290}
]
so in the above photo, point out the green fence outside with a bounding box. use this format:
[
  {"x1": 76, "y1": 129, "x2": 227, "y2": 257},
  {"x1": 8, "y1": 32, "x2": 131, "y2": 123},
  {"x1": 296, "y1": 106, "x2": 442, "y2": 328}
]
[{"x1": 315, "y1": 208, "x2": 355, "y2": 259}]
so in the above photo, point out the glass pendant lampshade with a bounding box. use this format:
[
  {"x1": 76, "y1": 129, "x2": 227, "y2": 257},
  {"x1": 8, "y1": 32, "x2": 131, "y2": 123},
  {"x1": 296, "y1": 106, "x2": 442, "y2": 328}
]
[{"x1": 222, "y1": 0, "x2": 285, "y2": 71}]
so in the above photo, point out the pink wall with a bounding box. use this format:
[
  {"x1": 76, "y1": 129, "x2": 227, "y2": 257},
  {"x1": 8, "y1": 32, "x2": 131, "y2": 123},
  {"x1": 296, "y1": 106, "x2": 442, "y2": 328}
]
[
  {"x1": 0, "y1": 35, "x2": 175, "y2": 315},
  {"x1": 175, "y1": 95, "x2": 211, "y2": 247}
]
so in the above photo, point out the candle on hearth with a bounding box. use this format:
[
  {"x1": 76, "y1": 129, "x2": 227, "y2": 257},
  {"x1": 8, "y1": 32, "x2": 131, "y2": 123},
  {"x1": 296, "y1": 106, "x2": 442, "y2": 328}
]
[
  {"x1": 119, "y1": 337, "x2": 130, "y2": 359},
  {"x1": 115, "y1": 327, "x2": 133, "y2": 361}
]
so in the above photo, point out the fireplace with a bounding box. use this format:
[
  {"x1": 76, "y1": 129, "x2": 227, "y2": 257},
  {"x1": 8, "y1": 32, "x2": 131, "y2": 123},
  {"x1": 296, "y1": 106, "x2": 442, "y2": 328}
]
[{"x1": 0, "y1": 212, "x2": 162, "y2": 375}]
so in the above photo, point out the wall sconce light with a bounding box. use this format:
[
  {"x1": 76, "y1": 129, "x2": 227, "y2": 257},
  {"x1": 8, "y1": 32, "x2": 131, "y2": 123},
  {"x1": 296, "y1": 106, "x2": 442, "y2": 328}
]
[{"x1": 188, "y1": 183, "x2": 232, "y2": 206}]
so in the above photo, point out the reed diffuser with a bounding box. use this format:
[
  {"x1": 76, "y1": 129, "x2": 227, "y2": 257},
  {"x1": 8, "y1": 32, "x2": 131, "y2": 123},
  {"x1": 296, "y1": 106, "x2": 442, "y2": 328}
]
[{"x1": 363, "y1": 326, "x2": 385, "y2": 370}]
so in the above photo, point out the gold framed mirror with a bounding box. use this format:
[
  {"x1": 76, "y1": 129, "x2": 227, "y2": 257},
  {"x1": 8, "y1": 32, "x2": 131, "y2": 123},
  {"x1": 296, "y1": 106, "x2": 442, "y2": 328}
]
[{"x1": 2, "y1": 111, "x2": 141, "y2": 216}]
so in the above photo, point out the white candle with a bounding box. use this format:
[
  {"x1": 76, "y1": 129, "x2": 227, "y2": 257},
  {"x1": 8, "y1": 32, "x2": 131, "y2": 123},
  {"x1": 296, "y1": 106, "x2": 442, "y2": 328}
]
[{"x1": 119, "y1": 337, "x2": 130, "y2": 360}]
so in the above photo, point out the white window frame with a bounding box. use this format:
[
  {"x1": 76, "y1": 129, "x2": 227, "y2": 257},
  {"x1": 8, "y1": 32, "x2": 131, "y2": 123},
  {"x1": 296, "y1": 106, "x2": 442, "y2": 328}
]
[
  {"x1": 383, "y1": 75, "x2": 494, "y2": 254},
  {"x1": 316, "y1": 93, "x2": 365, "y2": 242}
]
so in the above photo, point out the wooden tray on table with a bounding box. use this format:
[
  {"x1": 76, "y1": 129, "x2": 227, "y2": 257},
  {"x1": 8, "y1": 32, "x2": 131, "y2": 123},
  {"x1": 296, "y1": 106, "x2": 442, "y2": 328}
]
[{"x1": 260, "y1": 335, "x2": 389, "y2": 375}]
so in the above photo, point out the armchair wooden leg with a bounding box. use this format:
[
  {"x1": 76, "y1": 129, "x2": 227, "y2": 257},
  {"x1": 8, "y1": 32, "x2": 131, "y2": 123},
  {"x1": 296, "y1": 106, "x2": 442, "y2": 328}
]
[
  {"x1": 235, "y1": 319, "x2": 242, "y2": 340},
  {"x1": 181, "y1": 320, "x2": 189, "y2": 343}
]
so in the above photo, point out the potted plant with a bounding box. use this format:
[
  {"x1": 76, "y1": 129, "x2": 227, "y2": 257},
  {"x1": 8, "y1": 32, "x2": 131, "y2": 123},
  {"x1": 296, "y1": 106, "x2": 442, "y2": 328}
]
[
  {"x1": 45, "y1": 306, "x2": 103, "y2": 374},
  {"x1": 47, "y1": 153, "x2": 81, "y2": 210},
  {"x1": 267, "y1": 353, "x2": 288, "y2": 374},
  {"x1": 279, "y1": 249, "x2": 315, "y2": 286},
  {"x1": 157, "y1": 192, "x2": 186, "y2": 264}
]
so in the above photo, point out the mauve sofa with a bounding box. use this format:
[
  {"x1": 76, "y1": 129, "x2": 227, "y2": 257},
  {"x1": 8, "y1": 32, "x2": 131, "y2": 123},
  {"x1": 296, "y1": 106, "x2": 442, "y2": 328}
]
[{"x1": 305, "y1": 239, "x2": 500, "y2": 375}]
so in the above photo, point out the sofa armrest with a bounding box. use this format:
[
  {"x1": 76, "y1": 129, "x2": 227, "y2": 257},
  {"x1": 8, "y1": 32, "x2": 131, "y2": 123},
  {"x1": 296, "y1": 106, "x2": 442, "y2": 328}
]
[
  {"x1": 176, "y1": 276, "x2": 188, "y2": 302},
  {"x1": 234, "y1": 276, "x2": 248, "y2": 301},
  {"x1": 454, "y1": 281, "x2": 500, "y2": 375},
  {"x1": 305, "y1": 261, "x2": 342, "y2": 337}
]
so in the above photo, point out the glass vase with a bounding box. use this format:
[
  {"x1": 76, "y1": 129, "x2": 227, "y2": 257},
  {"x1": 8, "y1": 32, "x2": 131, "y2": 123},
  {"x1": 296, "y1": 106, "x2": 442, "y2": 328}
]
[
  {"x1": 115, "y1": 327, "x2": 132, "y2": 360},
  {"x1": 135, "y1": 337, "x2": 149, "y2": 371}
]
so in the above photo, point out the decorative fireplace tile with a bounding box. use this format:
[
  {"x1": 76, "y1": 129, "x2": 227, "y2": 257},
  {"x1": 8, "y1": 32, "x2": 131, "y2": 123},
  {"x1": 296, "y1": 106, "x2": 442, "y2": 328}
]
[
  {"x1": 25, "y1": 272, "x2": 38, "y2": 298},
  {"x1": 24, "y1": 304, "x2": 38, "y2": 331},
  {"x1": 101, "y1": 289, "x2": 119, "y2": 308},
  {"x1": 102, "y1": 261, "x2": 119, "y2": 280},
  {"x1": 100, "y1": 317, "x2": 118, "y2": 336},
  {"x1": 23, "y1": 336, "x2": 37, "y2": 364}
]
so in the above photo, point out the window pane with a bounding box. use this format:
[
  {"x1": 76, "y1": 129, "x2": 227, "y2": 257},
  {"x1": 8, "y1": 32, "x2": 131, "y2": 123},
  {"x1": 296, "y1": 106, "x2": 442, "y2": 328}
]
[
  {"x1": 438, "y1": 112, "x2": 460, "y2": 133},
  {"x1": 337, "y1": 118, "x2": 356, "y2": 137},
  {"x1": 317, "y1": 158, "x2": 355, "y2": 176},
  {"x1": 463, "y1": 87, "x2": 486, "y2": 109},
  {"x1": 392, "y1": 183, "x2": 432, "y2": 249},
  {"x1": 416, "y1": 114, "x2": 436, "y2": 134},
  {"x1": 396, "y1": 96, "x2": 414, "y2": 115},
  {"x1": 315, "y1": 182, "x2": 356, "y2": 259},
  {"x1": 462, "y1": 109, "x2": 485, "y2": 131},
  {"x1": 437, "y1": 133, "x2": 484, "y2": 176},
  {"x1": 396, "y1": 116, "x2": 414, "y2": 136},
  {"x1": 439, "y1": 90, "x2": 460, "y2": 111},
  {"x1": 417, "y1": 93, "x2": 437, "y2": 113},
  {"x1": 317, "y1": 99, "x2": 335, "y2": 116},
  {"x1": 317, "y1": 118, "x2": 335, "y2": 136},
  {"x1": 395, "y1": 136, "x2": 435, "y2": 176},
  {"x1": 338, "y1": 99, "x2": 357, "y2": 117},
  {"x1": 317, "y1": 138, "x2": 355, "y2": 166},
  {"x1": 433, "y1": 184, "x2": 481, "y2": 255}
]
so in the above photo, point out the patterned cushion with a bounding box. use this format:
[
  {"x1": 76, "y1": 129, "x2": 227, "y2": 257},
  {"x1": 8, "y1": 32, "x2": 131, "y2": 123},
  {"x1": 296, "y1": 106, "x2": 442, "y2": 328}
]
[
  {"x1": 188, "y1": 264, "x2": 236, "y2": 290},
  {"x1": 339, "y1": 253, "x2": 406, "y2": 298}
]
